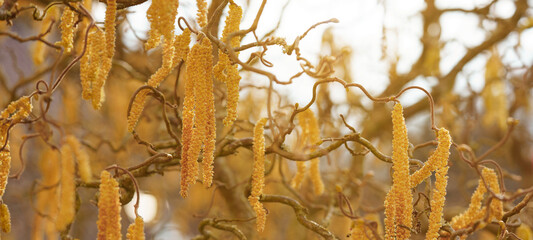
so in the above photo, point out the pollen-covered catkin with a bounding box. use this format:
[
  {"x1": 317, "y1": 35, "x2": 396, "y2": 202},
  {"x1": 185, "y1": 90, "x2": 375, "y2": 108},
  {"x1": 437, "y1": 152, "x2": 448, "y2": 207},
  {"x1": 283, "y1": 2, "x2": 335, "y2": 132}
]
[
  {"x1": 145, "y1": 0, "x2": 179, "y2": 50},
  {"x1": 91, "y1": 0, "x2": 117, "y2": 109},
  {"x1": 249, "y1": 118, "x2": 268, "y2": 232},
  {"x1": 450, "y1": 167, "x2": 502, "y2": 237},
  {"x1": 411, "y1": 128, "x2": 452, "y2": 187},
  {"x1": 126, "y1": 216, "x2": 145, "y2": 240},
  {"x1": 128, "y1": 38, "x2": 176, "y2": 132},
  {"x1": 65, "y1": 135, "x2": 92, "y2": 182},
  {"x1": 172, "y1": 28, "x2": 191, "y2": 67},
  {"x1": 58, "y1": 5, "x2": 77, "y2": 53},
  {"x1": 81, "y1": 28, "x2": 104, "y2": 100},
  {"x1": 180, "y1": 39, "x2": 214, "y2": 197},
  {"x1": 291, "y1": 161, "x2": 306, "y2": 189},
  {"x1": 384, "y1": 103, "x2": 413, "y2": 240},
  {"x1": 0, "y1": 149, "x2": 11, "y2": 199},
  {"x1": 0, "y1": 203, "x2": 10, "y2": 233},
  {"x1": 425, "y1": 165, "x2": 449, "y2": 240},
  {"x1": 97, "y1": 170, "x2": 122, "y2": 240},
  {"x1": 214, "y1": 2, "x2": 243, "y2": 126},
  {"x1": 196, "y1": 0, "x2": 208, "y2": 28},
  {"x1": 56, "y1": 144, "x2": 76, "y2": 232}
]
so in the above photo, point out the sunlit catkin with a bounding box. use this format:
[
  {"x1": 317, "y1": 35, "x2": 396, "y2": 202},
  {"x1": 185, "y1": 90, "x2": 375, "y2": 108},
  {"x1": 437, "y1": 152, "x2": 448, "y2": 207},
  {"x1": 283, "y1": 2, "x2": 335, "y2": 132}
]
[
  {"x1": 411, "y1": 128, "x2": 452, "y2": 187},
  {"x1": 172, "y1": 28, "x2": 191, "y2": 67},
  {"x1": 196, "y1": 0, "x2": 208, "y2": 28},
  {"x1": 0, "y1": 203, "x2": 10, "y2": 233},
  {"x1": 214, "y1": 2, "x2": 243, "y2": 126},
  {"x1": 80, "y1": 27, "x2": 104, "y2": 100},
  {"x1": 145, "y1": 0, "x2": 179, "y2": 50},
  {"x1": 126, "y1": 216, "x2": 145, "y2": 240},
  {"x1": 180, "y1": 39, "x2": 214, "y2": 197},
  {"x1": 56, "y1": 144, "x2": 76, "y2": 232},
  {"x1": 249, "y1": 118, "x2": 268, "y2": 232},
  {"x1": 425, "y1": 165, "x2": 449, "y2": 240},
  {"x1": 483, "y1": 167, "x2": 503, "y2": 221},
  {"x1": 97, "y1": 170, "x2": 122, "y2": 240},
  {"x1": 58, "y1": 5, "x2": 77, "y2": 53},
  {"x1": 128, "y1": 38, "x2": 176, "y2": 132},
  {"x1": 384, "y1": 103, "x2": 412, "y2": 240},
  {"x1": 91, "y1": 0, "x2": 116, "y2": 109},
  {"x1": 65, "y1": 135, "x2": 92, "y2": 182}
]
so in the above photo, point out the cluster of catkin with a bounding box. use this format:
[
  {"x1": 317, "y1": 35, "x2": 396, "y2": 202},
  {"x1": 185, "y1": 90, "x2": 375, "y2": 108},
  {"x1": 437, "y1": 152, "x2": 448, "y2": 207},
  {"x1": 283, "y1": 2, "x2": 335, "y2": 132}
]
[
  {"x1": 249, "y1": 118, "x2": 268, "y2": 232},
  {"x1": 79, "y1": 0, "x2": 116, "y2": 109},
  {"x1": 213, "y1": 1, "x2": 243, "y2": 126},
  {"x1": 180, "y1": 37, "x2": 216, "y2": 197},
  {"x1": 290, "y1": 109, "x2": 324, "y2": 195},
  {"x1": 0, "y1": 96, "x2": 33, "y2": 235},
  {"x1": 384, "y1": 103, "x2": 452, "y2": 240}
]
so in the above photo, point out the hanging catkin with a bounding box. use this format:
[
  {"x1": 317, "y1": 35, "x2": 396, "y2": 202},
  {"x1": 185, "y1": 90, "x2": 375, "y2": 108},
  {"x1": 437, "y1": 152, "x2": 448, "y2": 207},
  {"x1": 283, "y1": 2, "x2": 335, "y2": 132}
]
[
  {"x1": 249, "y1": 118, "x2": 268, "y2": 232},
  {"x1": 97, "y1": 170, "x2": 122, "y2": 239}
]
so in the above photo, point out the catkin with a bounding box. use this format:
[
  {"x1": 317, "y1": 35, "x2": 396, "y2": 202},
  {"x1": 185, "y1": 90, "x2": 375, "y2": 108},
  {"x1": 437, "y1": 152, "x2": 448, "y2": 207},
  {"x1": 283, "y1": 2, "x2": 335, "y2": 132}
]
[
  {"x1": 213, "y1": 2, "x2": 243, "y2": 126},
  {"x1": 65, "y1": 135, "x2": 92, "y2": 183},
  {"x1": 91, "y1": 0, "x2": 117, "y2": 109},
  {"x1": 126, "y1": 216, "x2": 145, "y2": 240},
  {"x1": 425, "y1": 165, "x2": 449, "y2": 240},
  {"x1": 56, "y1": 144, "x2": 76, "y2": 232},
  {"x1": 196, "y1": 0, "x2": 208, "y2": 28},
  {"x1": 0, "y1": 96, "x2": 32, "y2": 198},
  {"x1": 384, "y1": 103, "x2": 413, "y2": 240},
  {"x1": 128, "y1": 38, "x2": 176, "y2": 132},
  {"x1": 80, "y1": 28, "x2": 104, "y2": 100},
  {"x1": 450, "y1": 167, "x2": 501, "y2": 238},
  {"x1": 97, "y1": 170, "x2": 122, "y2": 240},
  {"x1": 290, "y1": 109, "x2": 324, "y2": 195},
  {"x1": 172, "y1": 28, "x2": 191, "y2": 67},
  {"x1": 33, "y1": 9, "x2": 58, "y2": 65},
  {"x1": 33, "y1": 147, "x2": 60, "y2": 240},
  {"x1": 180, "y1": 39, "x2": 215, "y2": 197},
  {"x1": 411, "y1": 128, "x2": 452, "y2": 187},
  {"x1": 145, "y1": 0, "x2": 179, "y2": 50},
  {"x1": 58, "y1": 5, "x2": 77, "y2": 53},
  {"x1": 0, "y1": 203, "x2": 10, "y2": 233},
  {"x1": 249, "y1": 118, "x2": 268, "y2": 232}
]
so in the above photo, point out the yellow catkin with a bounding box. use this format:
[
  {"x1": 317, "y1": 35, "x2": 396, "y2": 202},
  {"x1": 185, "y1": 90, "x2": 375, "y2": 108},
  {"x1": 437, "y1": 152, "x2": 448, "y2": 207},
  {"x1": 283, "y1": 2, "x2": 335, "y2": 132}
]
[
  {"x1": 384, "y1": 103, "x2": 413, "y2": 240},
  {"x1": 128, "y1": 38, "x2": 175, "y2": 132},
  {"x1": 91, "y1": 0, "x2": 117, "y2": 109},
  {"x1": 97, "y1": 170, "x2": 122, "y2": 240},
  {"x1": 290, "y1": 161, "x2": 306, "y2": 189},
  {"x1": 65, "y1": 135, "x2": 92, "y2": 183},
  {"x1": 180, "y1": 39, "x2": 214, "y2": 197},
  {"x1": 411, "y1": 128, "x2": 452, "y2": 187},
  {"x1": 56, "y1": 144, "x2": 76, "y2": 232},
  {"x1": 516, "y1": 224, "x2": 533, "y2": 240},
  {"x1": 145, "y1": 0, "x2": 179, "y2": 50},
  {"x1": 418, "y1": 128, "x2": 452, "y2": 240},
  {"x1": 126, "y1": 216, "x2": 145, "y2": 240},
  {"x1": 484, "y1": 167, "x2": 503, "y2": 221},
  {"x1": 172, "y1": 28, "x2": 191, "y2": 67},
  {"x1": 425, "y1": 165, "x2": 449, "y2": 240},
  {"x1": 450, "y1": 167, "x2": 501, "y2": 237},
  {"x1": 58, "y1": 5, "x2": 77, "y2": 53},
  {"x1": 202, "y1": 59, "x2": 216, "y2": 188},
  {"x1": 127, "y1": 89, "x2": 150, "y2": 133},
  {"x1": 0, "y1": 203, "x2": 10, "y2": 233},
  {"x1": 290, "y1": 109, "x2": 324, "y2": 195},
  {"x1": 80, "y1": 27, "x2": 104, "y2": 100},
  {"x1": 214, "y1": 2, "x2": 243, "y2": 126},
  {"x1": 74, "y1": 0, "x2": 93, "y2": 53},
  {"x1": 249, "y1": 118, "x2": 268, "y2": 232},
  {"x1": 196, "y1": 0, "x2": 208, "y2": 28},
  {"x1": 350, "y1": 219, "x2": 374, "y2": 240},
  {"x1": 0, "y1": 96, "x2": 32, "y2": 198},
  {"x1": 33, "y1": 147, "x2": 60, "y2": 240}
]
